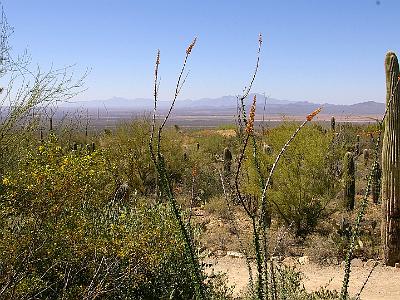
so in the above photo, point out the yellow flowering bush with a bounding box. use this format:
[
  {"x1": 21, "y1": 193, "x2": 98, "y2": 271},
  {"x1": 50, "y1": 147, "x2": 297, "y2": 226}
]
[{"x1": 0, "y1": 134, "x2": 199, "y2": 299}]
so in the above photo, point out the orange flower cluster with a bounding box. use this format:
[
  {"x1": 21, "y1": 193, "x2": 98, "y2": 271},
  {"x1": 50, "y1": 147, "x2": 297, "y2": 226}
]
[
  {"x1": 246, "y1": 95, "x2": 257, "y2": 134},
  {"x1": 186, "y1": 37, "x2": 197, "y2": 55},
  {"x1": 192, "y1": 165, "x2": 198, "y2": 177},
  {"x1": 306, "y1": 107, "x2": 322, "y2": 122}
]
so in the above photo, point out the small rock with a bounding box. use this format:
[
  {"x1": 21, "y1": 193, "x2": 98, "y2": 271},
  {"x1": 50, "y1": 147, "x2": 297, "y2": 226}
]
[
  {"x1": 298, "y1": 256, "x2": 310, "y2": 265},
  {"x1": 365, "y1": 259, "x2": 378, "y2": 268},
  {"x1": 329, "y1": 257, "x2": 339, "y2": 265},
  {"x1": 226, "y1": 251, "x2": 245, "y2": 258},
  {"x1": 282, "y1": 257, "x2": 297, "y2": 267},
  {"x1": 395, "y1": 263, "x2": 400, "y2": 268},
  {"x1": 271, "y1": 256, "x2": 281, "y2": 263},
  {"x1": 351, "y1": 258, "x2": 363, "y2": 268},
  {"x1": 214, "y1": 250, "x2": 226, "y2": 257},
  {"x1": 341, "y1": 261, "x2": 346, "y2": 268}
]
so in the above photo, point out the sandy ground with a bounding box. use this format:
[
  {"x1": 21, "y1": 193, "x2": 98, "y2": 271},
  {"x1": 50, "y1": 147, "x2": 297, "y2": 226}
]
[{"x1": 204, "y1": 256, "x2": 400, "y2": 300}]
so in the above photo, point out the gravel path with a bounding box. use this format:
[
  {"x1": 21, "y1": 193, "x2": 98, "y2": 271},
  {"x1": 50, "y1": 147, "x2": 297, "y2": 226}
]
[{"x1": 204, "y1": 256, "x2": 400, "y2": 299}]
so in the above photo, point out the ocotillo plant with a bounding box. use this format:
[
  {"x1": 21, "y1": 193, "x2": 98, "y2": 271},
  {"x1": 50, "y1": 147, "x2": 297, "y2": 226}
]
[
  {"x1": 343, "y1": 151, "x2": 355, "y2": 210},
  {"x1": 223, "y1": 147, "x2": 232, "y2": 174},
  {"x1": 382, "y1": 51, "x2": 400, "y2": 266},
  {"x1": 331, "y1": 116, "x2": 336, "y2": 131}
]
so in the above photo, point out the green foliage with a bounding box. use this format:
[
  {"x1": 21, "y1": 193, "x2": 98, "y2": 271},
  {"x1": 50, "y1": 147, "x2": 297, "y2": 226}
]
[
  {"x1": 260, "y1": 123, "x2": 339, "y2": 237},
  {"x1": 0, "y1": 133, "x2": 216, "y2": 299}
]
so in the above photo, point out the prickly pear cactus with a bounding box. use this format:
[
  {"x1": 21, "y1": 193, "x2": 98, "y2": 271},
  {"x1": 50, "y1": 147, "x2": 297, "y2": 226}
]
[
  {"x1": 382, "y1": 52, "x2": 400, "y2": 266},
  {"x1": 343, "y1": 151, "x2": 355, "y2": 210}
]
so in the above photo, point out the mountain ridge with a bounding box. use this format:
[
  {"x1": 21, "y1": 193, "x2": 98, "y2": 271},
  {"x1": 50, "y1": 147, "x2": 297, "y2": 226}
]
[{"x1": 62, "y1": 93, "x2": 385, "y2": 115}]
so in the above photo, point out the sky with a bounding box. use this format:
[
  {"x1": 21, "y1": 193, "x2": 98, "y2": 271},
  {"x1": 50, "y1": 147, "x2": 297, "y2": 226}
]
[{"x1": 2, "y1": 0, "x2": 399, "y2": 104}]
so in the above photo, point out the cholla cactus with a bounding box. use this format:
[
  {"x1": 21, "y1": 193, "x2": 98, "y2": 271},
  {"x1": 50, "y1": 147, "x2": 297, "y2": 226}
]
[
  {"x1": 223, "y1": 147, "x2": 232, "y2": 174},
  {"x1": 263, "y1": 143, "x2": 272, "y2": 155},
  {"x1": 382, "y1": 51, "x2": 400, "y2": 266},
  {"x1": 343, "y1": 151, "x2": 355, "y2": 210},
  {"x1": 331, "y1": 116, "x2": 336, "y2": 131}
]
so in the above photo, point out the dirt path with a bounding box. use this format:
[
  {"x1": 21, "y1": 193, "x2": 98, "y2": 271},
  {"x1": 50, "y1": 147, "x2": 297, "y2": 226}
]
[{"x1": 204, "y1": 256, "x2": 400, "y2": 300}]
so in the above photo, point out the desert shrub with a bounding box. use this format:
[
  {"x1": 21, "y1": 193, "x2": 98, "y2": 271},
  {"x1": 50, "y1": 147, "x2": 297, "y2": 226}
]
[
  {"x1": 0, "y1": 133, "x2": 230, "y2": 299},
  {"x1": 261, "y1": 123, "x2": 340, "y2": 238},
  {"x1": 203, "y1": 196, "x2": 231, "y2": 220},
  {"x1": 101, "y1": 119, "x2": 186, "y2": 196}
]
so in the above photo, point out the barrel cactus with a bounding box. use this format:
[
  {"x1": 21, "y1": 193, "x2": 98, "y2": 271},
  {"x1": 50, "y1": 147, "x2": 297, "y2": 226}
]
[
  {"x1": 382, "y1": 52, "x2": 400, "y2": 266},
  {"x1": 343, "y1": 151, "x2": 355, "y2": 210}
]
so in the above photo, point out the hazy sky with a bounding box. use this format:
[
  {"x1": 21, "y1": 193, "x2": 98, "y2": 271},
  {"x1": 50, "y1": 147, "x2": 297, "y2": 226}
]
[{"x1": 2, "y1": 0, "x2": 399, "y2": 104}]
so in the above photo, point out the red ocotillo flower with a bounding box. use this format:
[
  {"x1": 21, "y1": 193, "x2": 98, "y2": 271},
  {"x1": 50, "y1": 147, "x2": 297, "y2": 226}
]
[
  {"x1": 246, "y1": 95, "x2": 257, "y2": 134},
  {"x1": 306, "y1": 107, "x2": 322, "y2": 122}
]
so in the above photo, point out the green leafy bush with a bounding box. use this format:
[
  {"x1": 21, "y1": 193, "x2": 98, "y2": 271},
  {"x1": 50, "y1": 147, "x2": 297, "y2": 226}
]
[{"x1": 261, "y1": 123, "x2": 339, "y2": 237}]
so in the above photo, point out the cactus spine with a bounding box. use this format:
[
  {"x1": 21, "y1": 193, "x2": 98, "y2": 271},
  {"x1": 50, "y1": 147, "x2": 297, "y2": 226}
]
[
  {"x1": 223, "y1": 147, "x2": 232, "y2": 174},
  {"x1": 382, "y1": 52, "x2": 400, "y2": 266},
  {"x1": 343, "y1": 151, "x2": 355, "y2": 210},
  {"x1": 331, "y1": 116, "x2": 336, "y2": 131}
]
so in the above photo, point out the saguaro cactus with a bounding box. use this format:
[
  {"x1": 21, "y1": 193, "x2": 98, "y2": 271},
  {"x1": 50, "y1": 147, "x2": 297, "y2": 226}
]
[
  {"x1": 223, "y1": 147, "x2": 232, "y2": 174},
  {"x1": 382, "y1": 52, "x2": 400, "y2": 266},
  {"x1": 363, "y1": 148, "x2": 369, "y2": 165},
  {"x1": 343, "y1": 151, "x2": 355, "y2": 210},
  {"x1": 331, "y1": 116, "x2": 336, "y2": 131},
  {"x1": 371, "y1": 161, "x2": 381, "y2": 204},
  {"x1": 354, "y1": 135, "x2": 360, "y2": 156}
]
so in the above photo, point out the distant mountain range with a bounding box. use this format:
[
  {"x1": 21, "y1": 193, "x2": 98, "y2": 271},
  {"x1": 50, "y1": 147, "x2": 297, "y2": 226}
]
[{"x1": 62, "y1": 94, "x2": 385, "y2": 116}]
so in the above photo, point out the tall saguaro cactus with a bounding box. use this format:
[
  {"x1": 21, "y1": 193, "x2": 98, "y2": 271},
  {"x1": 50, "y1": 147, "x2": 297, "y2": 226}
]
[
  {"x1": 343, "y1": 151, "x2": 355, "y2": 210},
  {"x1": 331, "y1": 116, "x2": 336, "y2": 131},
  {"x1": 223, "y1": 147, "x2": 232, "y2": 174},
  {"x1": 382, "y1": 52, "x2": 400, "y2": 266}
]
